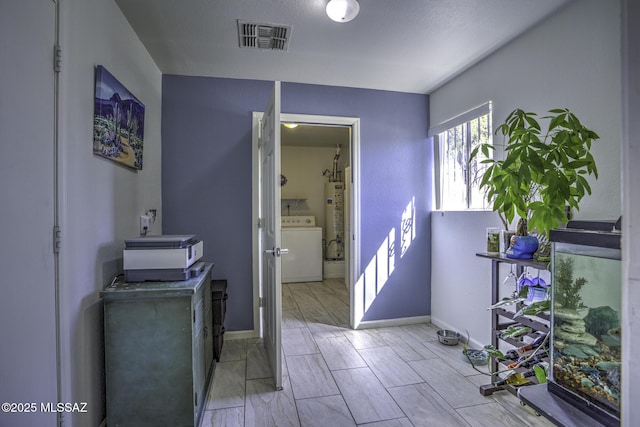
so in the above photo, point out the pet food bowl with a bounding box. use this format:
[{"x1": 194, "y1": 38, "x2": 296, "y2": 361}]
[
  {"x1": 461, "y1": 349, "x2": 489, "y2": 365},
  {"x1": 437, "y1": 330, "x2": 460, "y2": 346}
]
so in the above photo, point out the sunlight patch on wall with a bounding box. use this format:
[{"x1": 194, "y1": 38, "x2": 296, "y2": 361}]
[
  {"x1": 376, "y1": 232, "x2": 390, "y2": 294},
  {"x1": 388, "y1": 228, "x2": 396, "y2": 277},
  {"x1": 364, "y1": 256, "x2": 377, "y2": 313},
  {"x1": 400, "y1": 196, "x2": 415, "y2": 258},
  {"x1": 352, "y1": 197, "x2": 416, "y2": 328}
]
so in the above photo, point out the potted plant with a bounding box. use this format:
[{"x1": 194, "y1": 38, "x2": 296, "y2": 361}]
[{"x1": 471, "y1": 108, "x2": 599, "y2": 256}]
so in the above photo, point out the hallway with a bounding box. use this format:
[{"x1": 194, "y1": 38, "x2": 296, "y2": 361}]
[{"x1": 202, "y1": 279, "x2": 552, "y2": 426}]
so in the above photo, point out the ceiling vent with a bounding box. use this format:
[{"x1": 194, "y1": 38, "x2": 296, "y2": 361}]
[{"x1": 237, "y1": 20, "x2": 291, "y2": 51}]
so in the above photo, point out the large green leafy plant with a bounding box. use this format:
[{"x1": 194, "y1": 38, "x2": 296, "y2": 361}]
[{"x1": 471, "y1": 108, "x2": 599, "y2": 237}]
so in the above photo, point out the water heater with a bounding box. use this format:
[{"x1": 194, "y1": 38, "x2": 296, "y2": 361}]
[{"x1": 325, "y1": 182, "x2": 344, "y2": 260}]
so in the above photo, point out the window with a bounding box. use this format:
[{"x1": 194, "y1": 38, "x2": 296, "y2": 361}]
[{"x1": 431, "y1": 103, "x2": 492, "y2": 211}]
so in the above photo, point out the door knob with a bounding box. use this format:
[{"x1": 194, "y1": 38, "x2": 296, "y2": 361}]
[{"x1": 264, "y1": 247, "x2": 289, "y2": 257}]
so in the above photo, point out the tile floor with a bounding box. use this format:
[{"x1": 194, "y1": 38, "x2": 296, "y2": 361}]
[{"x1": 201, "y1": 279, "x2": 553, "y2": 427}]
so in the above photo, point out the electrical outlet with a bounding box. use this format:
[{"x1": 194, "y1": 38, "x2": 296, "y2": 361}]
[{"x1": 140, "y1": 215, "x2": 151, "y2": 235}]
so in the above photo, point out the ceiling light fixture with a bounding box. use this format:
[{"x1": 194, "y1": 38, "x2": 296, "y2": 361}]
[
  {"x1": 326, "y1": 0, "x2": 360, "y2": 23},
  {"x1": 283, "y1": 123, "x2": 298, "y2": 129}
]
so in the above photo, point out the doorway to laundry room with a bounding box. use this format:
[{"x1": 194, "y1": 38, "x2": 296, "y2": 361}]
[
  {"x1": 252, "y1": 107, "x2": 360, "y2": 388},
  {"x1": 280, "y1": 113, "x2": 360, "y2": 327},
  {"x1": 279, "y1": 114, "x2": 360, "y2": 330}
]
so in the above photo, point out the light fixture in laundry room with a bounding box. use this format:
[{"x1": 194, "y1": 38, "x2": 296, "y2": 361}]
[{"x1": 326, "y1": 0, "x2": 360, "y2": 23}]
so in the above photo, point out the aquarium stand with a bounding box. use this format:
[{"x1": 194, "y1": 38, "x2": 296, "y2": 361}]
[
  {"x1": 476, "y1": 252, "x2": 550, "y2": 398},
  {"x1": 518, "y1": 384, "x2": 612, "y2": 427}
]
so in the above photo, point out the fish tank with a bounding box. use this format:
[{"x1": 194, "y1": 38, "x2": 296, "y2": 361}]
[{"x1": 548, "y1": 219, "x2": 621, "y2": 426}]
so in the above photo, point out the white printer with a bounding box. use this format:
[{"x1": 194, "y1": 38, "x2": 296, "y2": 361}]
[{"x1": 123, "y1": 235, "x2": 204, "y2": 282}]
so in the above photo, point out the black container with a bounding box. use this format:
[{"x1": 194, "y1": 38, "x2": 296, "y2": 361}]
[{"x1": 211, "y1": 279, "x2": 228, "y2": 362}]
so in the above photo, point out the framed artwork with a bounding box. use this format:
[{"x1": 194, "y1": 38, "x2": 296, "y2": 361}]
[{"x1": 93, "y1": 65, "x2": 145, "y2": 170}]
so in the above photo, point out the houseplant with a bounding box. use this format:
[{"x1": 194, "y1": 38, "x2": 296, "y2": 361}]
[{"x1": 470, "y1": 108, "x2": 600, "y2": 242}]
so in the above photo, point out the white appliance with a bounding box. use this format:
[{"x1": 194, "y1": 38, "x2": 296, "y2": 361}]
[
  {"x1": 123, "y1": 235, "x2": 204, "y2": 282},
  {"x1": 325, "y1": 182, "x2": 344, "y2": 260},
  {"x1": 281, "y1": 216, "x2": 323, "y2": 283}
]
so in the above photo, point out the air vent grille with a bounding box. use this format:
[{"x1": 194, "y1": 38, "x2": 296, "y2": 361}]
[{"x1": 238, "y1": 20, "x2": 291, "y2": 51}]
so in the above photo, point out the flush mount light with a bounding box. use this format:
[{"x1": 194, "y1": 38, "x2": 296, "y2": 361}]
[
  {"x1": 326, "y1": 0, "x2": 360, "y2": 23},
  {"x1": 283, "y1": 123, "x2": 298, "y2": 129}
]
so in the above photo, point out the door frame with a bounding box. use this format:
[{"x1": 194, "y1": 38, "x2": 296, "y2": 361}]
[{"x1": 252, "y1": 112, "x2": 361, "y2": 333}]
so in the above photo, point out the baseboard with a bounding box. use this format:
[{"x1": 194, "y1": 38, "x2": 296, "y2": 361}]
[
  {"x1": 224, "y1": 329, "x2": 259, "y2": 340},
  {"x1": 356, "y1": 315, "x2": 431, "y2": 330},
  {"x1": 225, "y1": 317, "x2": 436, "y2": 337}
]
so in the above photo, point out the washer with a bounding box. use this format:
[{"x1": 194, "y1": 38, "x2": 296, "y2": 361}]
[{"x1": 281, "y1": 216, "x2": 323, "y2": 283}]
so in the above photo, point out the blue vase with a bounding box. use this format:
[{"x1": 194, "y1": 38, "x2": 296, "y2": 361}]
[{"x1": 505, "y1": 235, "x2": 539, "y2": 259}]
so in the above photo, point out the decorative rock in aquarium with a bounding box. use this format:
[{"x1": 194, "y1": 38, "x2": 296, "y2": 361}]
[
  {"x1": 551, "y1": 261, "x2": 622, "y2": 413},
  {"x1": 558, "y1": 319, "x2": 586, "y2": 334},
  {"x1": 554, "y1": 307, "x2": 583, "y2": 321},
  {"x1": 584, "y1": 306, "x2": 620, "y2": 339}
]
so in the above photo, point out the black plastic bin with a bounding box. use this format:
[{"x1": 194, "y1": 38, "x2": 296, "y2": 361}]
[{"x1": 211, "y1": 279, "x2": 228, "y2": 361}]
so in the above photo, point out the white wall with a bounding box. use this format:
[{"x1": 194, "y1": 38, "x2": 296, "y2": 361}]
[
  {"x1": 430, "y1": 211, "x2": 502, "y2": 346},
  {"x1": 58, "y1": 0, "x2": 162, "y2": 425},
  {"x1": 431, "y1": 0, "x2": 621, "y2": 221},
  {"x1": 429, "y1": 0, "x2": 622, "y2": 347},
  {"x1": 0, "y1": 2, "x2": 57, "y2": 426}
]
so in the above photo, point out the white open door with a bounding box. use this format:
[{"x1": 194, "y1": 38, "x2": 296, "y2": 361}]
[{"x1": 260, "y1": 81, "x2": 283, "y2": 390}]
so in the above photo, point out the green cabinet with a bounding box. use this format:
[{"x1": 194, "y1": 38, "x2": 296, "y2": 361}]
[{"x1": 101, "y1": 263, "x2": 214, "y2": 427}]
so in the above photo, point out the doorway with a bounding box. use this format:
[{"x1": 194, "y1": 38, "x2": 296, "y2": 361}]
[{"x1": 252, "y1": 113, "x2": 361, "y2": 333}]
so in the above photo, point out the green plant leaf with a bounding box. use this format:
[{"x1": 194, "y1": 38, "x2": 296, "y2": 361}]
[
  {"x1": 577, "y1": 175, "x2": 592, "y2": 195},
  {"x1": 528, "y1": 150, "x2": 545, "y2": 172},
  {"x1": 476, "y1": 107, "x2": 598, "y2": 230},
  {"x1": 534, "y1": 365, "x2": 548, "y2": 384},
  {"x1": 481, "y1": 144, "x2": 493, "y2": 158},
  {"x1": 567, "y1": 159, "x2": 591, "y2": 169},
  {"x1": 518, "y1": 285, "x2": 530, "y2": 299},
  {"x1": 548, "y1": 114, "x2": 565, "y2": 131},
  {"x1": 514, "y1": 300, "x2": 551, "y2": 318},
  {"x1": 501, "y1": 325, "x2": 533, "y2": 340},
  {"x1": 502, "y1": 153, "x2": 518, "y2": 171},
  {"x1": 524, "y1": 114, "x2": 541, "y2": 131},
  {"x1": 469, "y1": 145, "x2": 480, "y2": 160},
  {"x1": 482, "y1": 345, "x2": 505, "y2": 359}
]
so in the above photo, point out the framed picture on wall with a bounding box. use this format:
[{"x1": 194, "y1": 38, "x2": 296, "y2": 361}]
[{"x1": 93, "y1": 65, "x2": 145, "y2": 170}]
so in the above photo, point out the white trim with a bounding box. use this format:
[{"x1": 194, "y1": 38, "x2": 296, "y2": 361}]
[
  {"x1": 349, "y1": 119, "x2": 361, "y2": 330},
  {"x1": 428, "y1": 101, "x2": 492, "y2": 137},
  {"x1": 432, "y1": 135, "x2": 442, "y2": 211},
  {"x1": 356, "y1": 315, "x2": 431, "y2": 330},
  {"x1": 252, "y1": 112, "x2": 361, "y2": 336},
  {"x1": 225, "y1": 330, "x2": 260, "y2": 340},
  {"x1": 252, "y1": 112, "x2": 262, "y2": 338},
  {"x1": 431, "y1": 103, "x2": 493, "y2": 211}
]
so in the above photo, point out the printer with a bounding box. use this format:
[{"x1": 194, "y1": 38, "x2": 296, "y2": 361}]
[{"x1": 123, "y1": 235, "x2": 204, "y2": 282}]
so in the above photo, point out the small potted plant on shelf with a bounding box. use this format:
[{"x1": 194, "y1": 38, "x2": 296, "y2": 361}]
[{"x1": 471, "y1": 108, "x2": 599, "y2": 260}]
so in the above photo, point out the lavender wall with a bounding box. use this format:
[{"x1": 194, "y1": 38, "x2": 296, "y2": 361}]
[{"x1": 162, "y1": 76, "x2": 431, "y2": 330}]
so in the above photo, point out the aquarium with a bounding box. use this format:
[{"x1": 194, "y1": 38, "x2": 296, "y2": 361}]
[{"x1": 549, "y1": 221, "x2": 621, "y2": 426}]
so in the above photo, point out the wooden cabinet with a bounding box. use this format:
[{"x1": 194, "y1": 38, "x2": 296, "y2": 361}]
[
  {"x1": 476, "y1": 253, "x2": 550, "y2": 397},
  {"x1": 101, "y1": 263, "x2": 214, "y2": 427}
]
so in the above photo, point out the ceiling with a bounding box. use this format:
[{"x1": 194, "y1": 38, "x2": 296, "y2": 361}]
[
  {"x1": 115, "y1": 0, "x2": 572, "y2": 94},
  {"x1": 281, "y1": 124, "x2": 349, "y2": 148}
]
